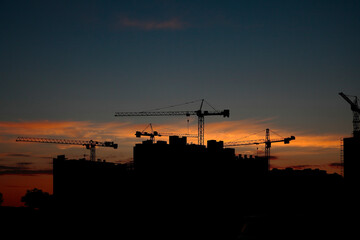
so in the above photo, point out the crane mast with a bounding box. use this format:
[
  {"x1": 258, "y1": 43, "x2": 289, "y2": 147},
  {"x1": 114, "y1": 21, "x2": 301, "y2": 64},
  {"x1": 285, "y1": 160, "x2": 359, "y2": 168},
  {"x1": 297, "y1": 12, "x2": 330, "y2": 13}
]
[
  {"x1": 16, "y1": 137, "x2": 118, "y2": 161},
  {"x1": 339, "y1": 92, "x2": 360, "y2": 138},
  {"x1": 265, "y1": 128, "x2": 271, "y2": 160},
  {"x1": 115, "y1": 99, "x2": 229, "y2": 145}
]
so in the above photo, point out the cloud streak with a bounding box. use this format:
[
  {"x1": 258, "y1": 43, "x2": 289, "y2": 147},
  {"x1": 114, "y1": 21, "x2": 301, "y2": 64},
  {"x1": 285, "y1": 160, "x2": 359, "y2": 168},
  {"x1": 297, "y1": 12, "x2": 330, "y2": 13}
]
[
  {"x1": 0, "y1": 119, "x2": 343, "y2": 150},
  {"x1": 0, "y1": 119, "x2": 344, "y2": 175},
  {"x1": 0, "y1": 120, "x2": 132, "y2": 141},
  {"x1": 0, "y1": 164, "x2": 52, "y2": 176},
  {"x1": 0, "y1": 121, "x2": 94, "y2": 139},
  {"x1": 4, "y1": 153, "x2": 32, "y2": 157},
  {"x1": 117, "y1": 17, "x2": 186, "y2": 30}
]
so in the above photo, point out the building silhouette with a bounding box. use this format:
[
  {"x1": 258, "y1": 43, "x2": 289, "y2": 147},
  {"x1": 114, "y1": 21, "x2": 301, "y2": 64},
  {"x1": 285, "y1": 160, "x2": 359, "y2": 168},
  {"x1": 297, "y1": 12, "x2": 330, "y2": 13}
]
[
  {"x1": 53, "y1": 155, "x2": 134, "y2": 209},
  {"x1": 50, "y1": 136, "x2": 346, "y2": 239},
  {"x1": 52, "y1": 136, "x2": 344, "y2": 208},
  {"x1": 343, "y1": 136, "x2": 360, "y2": 183}
]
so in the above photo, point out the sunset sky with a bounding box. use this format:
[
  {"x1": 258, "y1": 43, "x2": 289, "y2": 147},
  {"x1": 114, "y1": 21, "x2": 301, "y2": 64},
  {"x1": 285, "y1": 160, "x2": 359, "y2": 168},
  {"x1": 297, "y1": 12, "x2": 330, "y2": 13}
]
[{"x1": 1, "y1": 0, "x2": 360, "y2": 206}]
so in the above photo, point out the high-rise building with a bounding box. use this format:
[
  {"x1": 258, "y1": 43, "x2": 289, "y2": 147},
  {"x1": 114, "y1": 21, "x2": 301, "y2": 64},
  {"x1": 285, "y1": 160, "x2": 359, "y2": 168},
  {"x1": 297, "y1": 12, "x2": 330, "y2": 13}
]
[{"x1": 343, "y1": 136, "x2": 360, "y2": 184}]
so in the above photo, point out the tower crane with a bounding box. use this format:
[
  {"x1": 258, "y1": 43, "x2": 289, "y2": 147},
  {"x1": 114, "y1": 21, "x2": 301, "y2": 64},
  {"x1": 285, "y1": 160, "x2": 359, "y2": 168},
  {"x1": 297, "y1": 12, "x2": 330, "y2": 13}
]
[
  {"x1": 339, "y1": 92, "x2": 360, "y2": 138},
  {"x1": 135, "y1": 123, "x2": 198, "y2": 142},
  {"x1": 115, "y1": 99, "x2": 229, "y2": 145},
  {"x1": 224, "y1": 128, "x2": 295, "y2": 164},
  {"x1": 16, "y1": 137, "x2": 118, "y2": 161}
]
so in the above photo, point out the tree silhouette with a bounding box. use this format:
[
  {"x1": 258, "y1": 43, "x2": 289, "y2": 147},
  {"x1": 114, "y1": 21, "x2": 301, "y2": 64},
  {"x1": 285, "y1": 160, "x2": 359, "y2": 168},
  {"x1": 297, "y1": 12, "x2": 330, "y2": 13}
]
[{"x1": 21, "y1": 188, "x2": 51, "y2": 209}]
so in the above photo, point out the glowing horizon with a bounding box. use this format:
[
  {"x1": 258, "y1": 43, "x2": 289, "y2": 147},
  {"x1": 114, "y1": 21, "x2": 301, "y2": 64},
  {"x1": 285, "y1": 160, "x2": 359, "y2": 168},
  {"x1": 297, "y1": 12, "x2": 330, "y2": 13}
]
[
  {"x1": 0, "y1": 119, "x2": 345, "y2": 207},
  {"x1": 0, "y1": 119, "x2": 343, "y2": 165}
]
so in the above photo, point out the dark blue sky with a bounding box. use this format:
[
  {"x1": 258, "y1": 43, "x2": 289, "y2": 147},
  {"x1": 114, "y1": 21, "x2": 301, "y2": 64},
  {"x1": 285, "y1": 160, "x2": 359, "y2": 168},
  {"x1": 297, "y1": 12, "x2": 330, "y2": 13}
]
[{"x1": 1, "y1": 0, "x2": 360, "y2": 135}]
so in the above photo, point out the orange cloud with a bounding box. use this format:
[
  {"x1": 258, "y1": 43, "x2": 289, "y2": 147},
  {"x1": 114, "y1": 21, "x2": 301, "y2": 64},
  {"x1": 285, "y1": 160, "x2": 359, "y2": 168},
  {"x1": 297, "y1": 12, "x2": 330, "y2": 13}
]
[
  {"x1": 118, "y1": 17, "x2": 185, "y2": 30},
  {"x1": 289, "y1": 135, "x2": 341, "y2": 149},
  {"x1": 0, "y1": 121, "x2": 93, "y2": 139},
  {"x1": 0, "y1": 119, "x2": 344, "y2": 169},
  {"x1": 0, "y1": 120, "x2": 132, "y2": 141},
  {"x1": 0, "y1": 119, "x2": 345, "y2": 208},
  {"x1": 0, "y1": 119, "x2": 344, "y2": 149},
  {"x1": 203, "y1": 120, "x2": 342, "y2": 150},
  {"x1": 0, "y1": 119, "x2": 269, "y2": 163}
]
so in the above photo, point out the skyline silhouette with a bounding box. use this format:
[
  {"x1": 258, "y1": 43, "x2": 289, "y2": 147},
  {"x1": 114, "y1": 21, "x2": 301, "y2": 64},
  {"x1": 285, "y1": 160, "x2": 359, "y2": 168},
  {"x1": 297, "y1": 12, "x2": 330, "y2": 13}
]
[
  {"x1": 0, "y1": 118, "x2": 346, "y2": 207},
  {"x1": 2, "y1": 0, "x2": 359, "y2": 207},
  {"x1": 0, "y1": 3, "x2": 359, "y2": 238},
  {"x1": 0, "y1": 136, "x2": 348, "y2": 239}
]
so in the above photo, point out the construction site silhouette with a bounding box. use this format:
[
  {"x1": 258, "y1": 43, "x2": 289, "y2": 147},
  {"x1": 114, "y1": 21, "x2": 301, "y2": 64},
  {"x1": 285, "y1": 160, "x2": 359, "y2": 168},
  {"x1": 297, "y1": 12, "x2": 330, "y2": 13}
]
[
  {"x1": 2, "y1": 96, "x2": 357, "y2": 239},
  {"x1": 2, "y1": 135, "x2": 346, "y2": 239}
]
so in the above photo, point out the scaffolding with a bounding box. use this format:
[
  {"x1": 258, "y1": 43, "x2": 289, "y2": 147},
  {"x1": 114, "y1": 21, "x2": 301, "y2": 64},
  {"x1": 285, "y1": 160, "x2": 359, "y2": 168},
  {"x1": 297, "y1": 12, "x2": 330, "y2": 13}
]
[{"x1": 340, "y1": 138, "x2": 344, "y2": 177}]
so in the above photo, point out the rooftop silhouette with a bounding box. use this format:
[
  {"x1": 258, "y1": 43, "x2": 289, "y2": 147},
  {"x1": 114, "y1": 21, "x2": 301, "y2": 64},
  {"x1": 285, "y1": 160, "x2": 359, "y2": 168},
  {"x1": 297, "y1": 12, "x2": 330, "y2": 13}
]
[
  {"x1": 0, "y1": 135, "x2": 351, "y2": 239},
  {"x1": 24, "y1": 136, "x2": 345, "y2": 239}
]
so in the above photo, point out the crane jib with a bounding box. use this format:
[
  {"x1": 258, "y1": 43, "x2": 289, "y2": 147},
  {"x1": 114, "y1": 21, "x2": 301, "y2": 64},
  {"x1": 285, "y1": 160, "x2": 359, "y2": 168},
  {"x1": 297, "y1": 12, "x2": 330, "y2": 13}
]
[
  {"x1": 114, "y1": 109, "x2": 230, "y2": 117},
  {"x1": 115, "y1": 111, "x2": 197, "y2": 117}
]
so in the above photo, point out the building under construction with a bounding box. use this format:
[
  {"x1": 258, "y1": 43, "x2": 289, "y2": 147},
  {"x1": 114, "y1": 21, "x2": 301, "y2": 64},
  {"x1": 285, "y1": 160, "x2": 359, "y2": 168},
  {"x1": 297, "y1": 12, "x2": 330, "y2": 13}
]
[
  {"x1": 343, "y1": 136, "x2": 360, "y2": 183},
  {"x1": 133, "y1": 136, "x2": 244, "y2": 178},
  {"x1": 52, "y1": 135, "x2": 343, "y2": 210},
  {"x1": 51, "y1": 135, "x2": 345, "y2": 239},
  {"x1": 52, "y1": 136, "x2": 272, "y2": 212},
  {"x1": 339, "y1": 92, "x2": 360, "y2": 184},
  {"x1": 53, "y1": 155, "x2": 133, "y2": 208},
  {"x1": 52, "y1": 136, "x2": 272, "y2": 238}
]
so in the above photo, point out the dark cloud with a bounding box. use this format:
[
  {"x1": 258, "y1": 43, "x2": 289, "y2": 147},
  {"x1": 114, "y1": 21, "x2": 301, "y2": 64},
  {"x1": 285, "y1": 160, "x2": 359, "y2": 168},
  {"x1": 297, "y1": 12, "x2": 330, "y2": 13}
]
[
  {"x1": 290, "y1": 165, "x2": 314, "y2": 169},
  {"x1": 114, "y1": 157, "x2": 133, "y2": 164},
  {"x1": 329, "y1": 162, "x2": 343, "y2": 167},
  {"x1": 0, "y1": 164, "x2": 52, "y2": 175},
  {"x1": 17, "y1": 162, "x2": 33, "y2": 166},
  {"x1": 286, "y1": 165, "x2": 322, "y2": 170},
  {"x1": 5, "y1": 153, "x2": 32, "y2": 157},
  {"x1": 271, "y1": 164, "x2": 323, "y2": 170},
  {"x1": 2, "y1": 153, "x2": 52, "y2": 160},
  {"x1": 0, "y1": 165, "x2": 22, "y2": 170}
]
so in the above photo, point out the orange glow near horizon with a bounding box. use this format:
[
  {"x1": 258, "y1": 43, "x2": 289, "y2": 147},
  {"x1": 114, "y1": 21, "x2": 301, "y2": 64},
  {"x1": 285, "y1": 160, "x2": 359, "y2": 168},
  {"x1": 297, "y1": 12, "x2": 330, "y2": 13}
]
[
  {"x1": 0, "y1": 119, "x2": 344, "y2": 206},
  {"x1": 0, "y1": 119, "x2": 343, "y2": 150},
  {"x1": 0, "y1": 174, "x2": 53, "y2": 207}
]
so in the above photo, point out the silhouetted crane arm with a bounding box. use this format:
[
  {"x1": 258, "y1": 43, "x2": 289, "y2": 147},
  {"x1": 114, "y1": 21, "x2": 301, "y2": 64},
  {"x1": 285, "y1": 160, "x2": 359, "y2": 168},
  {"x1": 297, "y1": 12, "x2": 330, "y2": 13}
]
[
  {"x1": 339, "y1": 92, "x2": 360, "y2": 113},
  {"x1": 224, "y1": 136, "x2": 295, "y2": 147},
  {"x1": 115, "y1": 110, "x2": 229, "y2": 117},
  {"x1": 115, "y1": 111, "x2": 197, "y2": 117},
  {"x1": 16, "y1": 137, "x2": 118, "y2": 161},
  {"x1": 16, "y1": 137, "x2": 118, "y2": 148},
  {"x1": 224, "y1": 139, "x2": 264, "y2": 147},
  {"x1": 16, "y1": 137, "x2": 90, "y2": 145},
  {"x1": 270, "y1": 136, "x2": 295, "y2": 144}
]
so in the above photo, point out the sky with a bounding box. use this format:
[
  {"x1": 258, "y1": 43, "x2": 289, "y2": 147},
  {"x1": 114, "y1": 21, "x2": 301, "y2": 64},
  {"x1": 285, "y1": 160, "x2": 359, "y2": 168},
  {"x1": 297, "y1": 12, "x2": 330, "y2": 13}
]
[{"x1": 1, "y1": 0, "x2": 359, "y2": 206}]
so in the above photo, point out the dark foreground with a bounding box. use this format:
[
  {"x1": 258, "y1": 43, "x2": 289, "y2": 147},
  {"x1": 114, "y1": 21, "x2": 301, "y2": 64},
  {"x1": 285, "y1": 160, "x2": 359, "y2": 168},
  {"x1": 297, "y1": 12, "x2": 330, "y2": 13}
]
[
  {"x1": 0, "y1": 178, "x2": 354, "y2": 239},
  {"x1": 0, "y1": 204, "x2": 351, "y2": 239}
]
